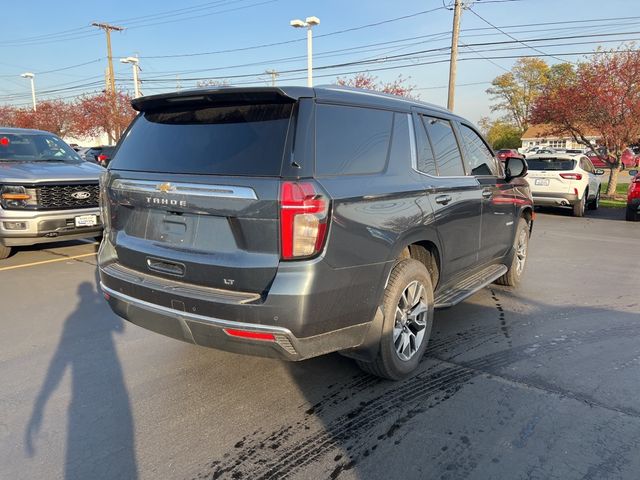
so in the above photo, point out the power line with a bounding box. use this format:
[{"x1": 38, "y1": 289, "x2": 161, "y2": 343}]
[
  {"x1": 137, "y1": 6, "x2": 447, "y2": 59},
  {"x1": 467, "y1": 6, "x2": 572, "y2": 64},
  {"x1": 2, "y1": 27, "x2": 638, "y2": 101}
]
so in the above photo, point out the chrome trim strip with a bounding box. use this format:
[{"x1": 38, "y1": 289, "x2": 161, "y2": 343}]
[
  {"x1": 101, "y1": 283, "x2": 292, "y2": 335},
  {"x1": 407, "y1": 113, "x2": 417, "y2": 169},
  {"x1": 111, "y1": 179, "x2": 258, "y2": 200}
]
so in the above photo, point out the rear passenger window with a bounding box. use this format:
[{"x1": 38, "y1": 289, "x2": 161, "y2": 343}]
[
  {"x1": 459, "y1": 124, "x2": 499, "y2": 176},
  {"x1": 413, "y1": 115, "x2": 437, "y2": 175},
  {"x1": 423, "y1": 117, "x2": 465, "y2": 176},
  {"x1": 316, "y1": 104, "x2": 393, "y2": 176},
  {"x1": 389, "y1": 113, "x2": 412, "y2": 169}
]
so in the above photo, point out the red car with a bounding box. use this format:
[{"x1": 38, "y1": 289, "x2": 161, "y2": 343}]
[
  {"x1": 626, "y1": 169, "x2": 640, "y2": 221},
  {"x1": 588, "y1": 148, "x2": 640, "y2": 169},
  {"x1": 496, "y1": 149, "x2": 524, "y2": 162}
]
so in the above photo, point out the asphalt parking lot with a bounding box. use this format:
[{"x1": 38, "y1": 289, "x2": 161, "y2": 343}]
[{"x1": 1, "y1": 208, "x2": 638, "y2": 480}]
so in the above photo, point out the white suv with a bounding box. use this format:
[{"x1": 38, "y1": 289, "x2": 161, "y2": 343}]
[{"x1": 526, "y1": 153, "x2": 605, "y2": 216}]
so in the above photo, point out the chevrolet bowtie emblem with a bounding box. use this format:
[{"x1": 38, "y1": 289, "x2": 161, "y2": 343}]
[{"x1": 156, "y1": 182, "x2": 175, "y2": 193}]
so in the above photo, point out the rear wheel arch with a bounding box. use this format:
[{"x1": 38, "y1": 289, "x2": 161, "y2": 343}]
[{"x1": 397, "y1": 240, "x2": 440, "y2": 290}]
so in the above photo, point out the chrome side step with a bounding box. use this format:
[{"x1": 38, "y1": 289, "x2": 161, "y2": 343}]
[{"x1": 434, "y1": 264, "x2": 507, "y2": 309}]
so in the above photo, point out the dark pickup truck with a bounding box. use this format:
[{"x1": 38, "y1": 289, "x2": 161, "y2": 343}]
[{"x1": 99, "y1": 86, "x2": 532, "y2": 379}]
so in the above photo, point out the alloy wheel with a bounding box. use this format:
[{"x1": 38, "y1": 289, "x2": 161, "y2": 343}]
[
  {"x1": 393, "y1": 281, "x2": 428, "y2": 361},
  {"x1": 515, "y1": 228, "x2": 528, "y2": 276}
]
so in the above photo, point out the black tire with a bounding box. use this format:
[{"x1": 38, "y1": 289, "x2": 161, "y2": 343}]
[
  {"x1": 495, "y1": 218, "x2": 529, "y2": 287},
  {"x1": 573, "y1": 191, "x2": 586, "y2": 217},
  {"x1": 0, "y1": 244, "x2": 11, "y2": 260},
  {"x1": 356, "y1": 259, "x2": 434, "y2": 380},
  {"x1": 588, "y1": 189, "x2": 600, "y2": 210},
  {"x1": 627, "y1": 205, "x2": 640, "y2": 221}
]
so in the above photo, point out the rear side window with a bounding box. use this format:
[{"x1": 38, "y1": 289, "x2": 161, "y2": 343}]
[
  {"x1": 528, "y1": 158, "x2": 576, "y2": 171},
  {"x1": 459, "y1": 124, "x2": 499, "y2": 176},
  {"x1": 423, "y1": 117, "x2": 465, "y2": 176},
  {"x1": 413, "y1": 114, "x2": 437, "y2": 176},
  {"x1": 316, "y1": 104, "x2": 393, "y2": 176},
  {"x1": 110, "y1": 103, "x2": 293, "y2": 175}
]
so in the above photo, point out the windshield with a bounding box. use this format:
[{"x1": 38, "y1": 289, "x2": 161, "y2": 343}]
[
  {"x1": 0, "y1": 133, "x2": 82, "y2": 163},
  {"x1": 527, "y1": 158, "x2": 576, "y2": 171}
]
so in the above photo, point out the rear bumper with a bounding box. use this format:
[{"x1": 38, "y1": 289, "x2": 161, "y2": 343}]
[
  {"x1": 101, "y1": 282, "x2": 377, "y2": 361},
  {"x1": 98, "y1": 236, "x2": 390, "y2": 360},
  {"x1": 0, "y1": 207, "x2": 102, "y2": 246},
  {"x1": 532, "y1": 191, "x2": 578, "y2": 207}
]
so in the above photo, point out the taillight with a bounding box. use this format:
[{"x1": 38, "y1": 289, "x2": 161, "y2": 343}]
[
  {"x1": 560, "y1": 173, "x2": 582, "y2": 180},
  {"x1": 97, "y1": 154, "x2": 108, "y2": 163},
  {"x1": 279, "y1": 181, "x2": 329, "y2": 260}
]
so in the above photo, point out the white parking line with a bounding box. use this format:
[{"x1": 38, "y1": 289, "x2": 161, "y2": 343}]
[{"x1": 0, "y1": 253, "x2": 97, "y2": 272}]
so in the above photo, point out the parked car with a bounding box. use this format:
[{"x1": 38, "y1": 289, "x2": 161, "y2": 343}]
[
  {"x1": 82, "y1": 145, "x2": 116, "y2": 166},
  {"x1": 95, "y1": 146, "x2": 116, "y2": 167},
  {"x1": 626, "y1": 169, "x2": 640, "y2": 221},
  {"x1": 526, "y1": 153, "x2": 604, "y2": 216},
  {"x1": 0, "y1": 127, "x2": 104, "y2": 259},
  {"x1": 98, "y1": 86, "x2": 532, "y2": 380},
  {"x1": 496, "y1": 149, "x2": 524, "y2": 162},
  {"x1": 588, "y1": 147, "x2": 640, "y2": 169}
]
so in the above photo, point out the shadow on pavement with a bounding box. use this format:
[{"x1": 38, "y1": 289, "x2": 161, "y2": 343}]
[
  {"x1": 535, "y1": 205, "x2": 625, "y2": 221},
  {"x1": 24, "y1": 274, "x2": 137, "y2": 480},
  {"x1": 197, "y1": 293, "x2": 640, "y2": 479}
]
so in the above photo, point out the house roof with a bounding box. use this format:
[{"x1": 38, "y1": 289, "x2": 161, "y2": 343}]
[{"x1": 521, "y1": 124, "x2": 601, "y2": 140}]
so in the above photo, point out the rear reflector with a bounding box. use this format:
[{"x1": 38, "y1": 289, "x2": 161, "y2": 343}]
[{"x1": 224, "y1": 328, "x2": 276, "y2": 341}]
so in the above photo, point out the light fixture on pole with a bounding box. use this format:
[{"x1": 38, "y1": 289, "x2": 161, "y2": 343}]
[
  {"x1": 290, "y1": 16, "x2": 320, "y2": 87},
  {"x1": 20, "y1": 72, "x2": 36, "y2": 112},
  {"x1": 120, "y1": 56, "x2": 141, "y2": 98}
]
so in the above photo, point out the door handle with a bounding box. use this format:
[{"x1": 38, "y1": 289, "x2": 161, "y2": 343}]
[
  {"x1": 434, "y1": 194, "x2": 452, "y2": 205},
  {"x1": 482, "y1": 189, "x2": 493, "y2": 199}
]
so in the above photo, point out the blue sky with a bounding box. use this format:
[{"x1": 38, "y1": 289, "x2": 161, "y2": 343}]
[{"x1": 0, "y1": 0, "x2": 637, "y2": 122}]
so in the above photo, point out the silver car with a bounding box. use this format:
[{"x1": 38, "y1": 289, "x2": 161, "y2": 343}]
[{"x1": 0, "y1": 127, "x2": 105, "y2": 259}]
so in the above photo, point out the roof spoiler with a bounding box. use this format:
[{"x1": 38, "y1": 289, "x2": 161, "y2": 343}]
[{"x1": 131, "y1": 86, "x2": 312, "y2": 112}]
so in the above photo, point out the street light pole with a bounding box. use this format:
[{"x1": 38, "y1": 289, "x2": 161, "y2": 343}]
[
  {"x1": 120, "y1": 56, "x2": 141, "y2": 98},
  {"x1": 290, "y1": 16, "x2": 320, "y2": 87},
  {"x1": 21, "y1": 73, "x2": 36, "y2": 112}
]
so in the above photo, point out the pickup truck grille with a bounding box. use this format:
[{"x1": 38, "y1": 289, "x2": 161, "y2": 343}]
[{"x1": 32, "y1": 183, "x2": 100, "y2": 210}]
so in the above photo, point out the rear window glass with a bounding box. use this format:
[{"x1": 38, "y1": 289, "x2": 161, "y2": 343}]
[
  {"x1": 316, "y1": 104, "x2": 393, "y2": 176},
  {"x1": 527, "y1": 158, "x2": 576, "y2": 170},
  {"x1": 110, "y1": 103, "x2": 293, "y2": 176}
]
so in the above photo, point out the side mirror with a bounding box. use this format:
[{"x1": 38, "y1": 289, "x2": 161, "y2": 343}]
[
  {"x1": 504, "y1": 156, "x2": 528, "y2": 182},
  {"x1": 594, "y1": 168, "x2": 605, "y2": 175},
  {"x1": 629, "y1": 169, "x2": 638, "y2": 177}
]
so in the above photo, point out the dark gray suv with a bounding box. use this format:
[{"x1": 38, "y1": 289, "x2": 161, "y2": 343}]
[{"x1": 99, "y1": 86, "x2": 532, "y2": 379}]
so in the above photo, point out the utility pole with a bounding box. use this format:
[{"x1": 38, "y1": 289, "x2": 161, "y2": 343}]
[
  {"x1": 93, "y1": 22, "x2": 124, "y2": 143},
  {"x1": 447, "y1": 0, "x2": 463, "y2": 111},
  {"x1": 265, "y1": 69, "x2": 279, "y2": 86},
  {"x1": 92, "y1": 23, "x2": 124, "y2": 94}
]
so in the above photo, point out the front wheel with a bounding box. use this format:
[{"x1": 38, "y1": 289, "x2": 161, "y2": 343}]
[
  {"x1": 357, "y1": 259, "x2": 434, "y2": 380},
  {"x1": 0, "y1": 244, "x2": 12, "y2": 260},
  {"x1": 495, "y1": 218, "x2": 529, "y2": 287},
  {"x1": 627, "y1": 204, "x2": 640, "y2": 221}
]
